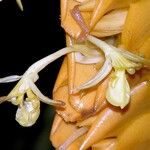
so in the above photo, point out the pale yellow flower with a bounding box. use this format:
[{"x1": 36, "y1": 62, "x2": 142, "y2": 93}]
[
  {"x1": 74, "y1": 35, "x2": 150, "y2": 108},
  {"x1": 0, "y1": 46, "x2": 98, "y2": 126}
]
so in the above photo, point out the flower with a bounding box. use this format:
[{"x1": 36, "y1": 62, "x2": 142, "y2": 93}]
[
  {"x1": 74, "y1": 35, "x2": 150, "y2": 108},
  {"x1": 0, "y1": 46, "x2": 99, "y2": 126}
]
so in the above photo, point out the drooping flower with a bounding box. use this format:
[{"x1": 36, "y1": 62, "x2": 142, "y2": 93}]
[
  {"x1": 74, "y1": 35, "x2": 150, "y2": 108},
  {"x1": 0, "y1": 46, "x2": 100, "y2": 126}
]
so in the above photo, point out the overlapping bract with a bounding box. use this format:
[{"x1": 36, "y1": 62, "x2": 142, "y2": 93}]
[{"x1": 51, "y1": 0, "x2": 150, "y2": 150}]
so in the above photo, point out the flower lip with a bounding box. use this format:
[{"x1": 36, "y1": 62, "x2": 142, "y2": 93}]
[
  {"x1": 16, "y1": 101, "x2": 40, "y2": 127},
  {"x1": 106, "y1": 69, "x2": 130, "y2": 109}
]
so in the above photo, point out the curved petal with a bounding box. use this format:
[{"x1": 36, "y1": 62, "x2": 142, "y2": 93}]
[
  {"x1": 28, "y1": 80, "x2": 65, "y2": 107},
  {"x1": 0, "y1": 75, "x2": 22, "y2": 83},
  {"x1": 73, "y1": 58, "x2": 112, "y2": 92}
]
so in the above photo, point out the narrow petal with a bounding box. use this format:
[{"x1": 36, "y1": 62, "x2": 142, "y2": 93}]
[
  {"x1": 0, "y1": 75, "x2": 22, "y2": 83},
  {"x1": 28, "y1": 80, "x2": 65, "y2": 107},
  {"x1": 115, "y1": 47, "x2": 150, "y2": 65},
  {"x1": 0, "y1": 96, "x2": 14, "y2": 104},
  {"x1": 87, "y1": 35, "x2": 113, "y2": 54},
  {"x1": 26, "y1": 46, "x2": 93, "y2": 75},
  {"x1": 110, "y1": 50, "x2": 141, "y2": 69},
  {"x1": 73, "y1": 58, "x2": 112, "y2": 92},
  {"x1": 16, "y1": 0, "x2": 23, "y2": 11}
]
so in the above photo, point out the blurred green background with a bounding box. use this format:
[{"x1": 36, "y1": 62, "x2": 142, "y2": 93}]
[{"x1": 0, "y1": 0, "x2": 65, "y2": 149}]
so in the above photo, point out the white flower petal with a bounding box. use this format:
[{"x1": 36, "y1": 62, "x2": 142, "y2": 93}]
[
  {"x1": 110, "y1": 50, "x2": 141, "y2": 70},
  {"x1": 75, "y1": 51, "x2": 102, "y2": 64},
  {"x1": 87, "y1": 35, "x2": 112, "y2": 55},
  {"x1": 28, "y1": 80, "x2": 65, "y2": 107},
  {"x1": 0, "y1": 75, "x2": 22, "y2": 83},
  {"x1": 73, "y1": 58, "x2": 112, "y2": 93},
  {"x1": 26, "y1": 46, "x2": 92, "y2": 75},
  {"x1": 114, "y1": 46, "x2": 150, "y2": 65}
]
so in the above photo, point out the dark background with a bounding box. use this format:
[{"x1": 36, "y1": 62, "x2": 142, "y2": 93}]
[{"x1": 0, "y1": 0, "x2": 65, "y2": 149}]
